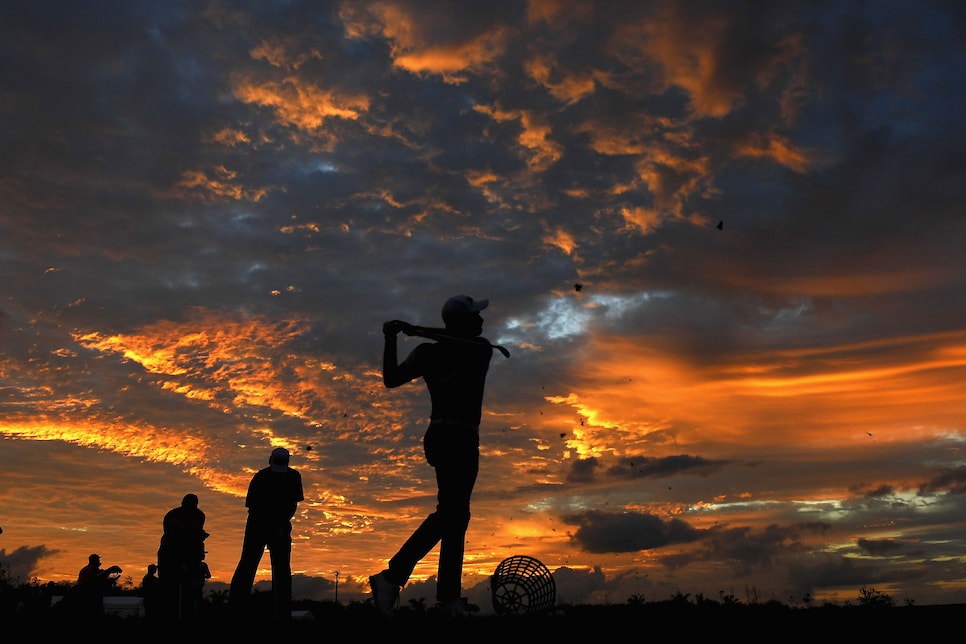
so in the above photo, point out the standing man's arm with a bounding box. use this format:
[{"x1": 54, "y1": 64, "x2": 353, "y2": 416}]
[{"x1": 288, "y1": 471, "x2": 304, "y2": 520}]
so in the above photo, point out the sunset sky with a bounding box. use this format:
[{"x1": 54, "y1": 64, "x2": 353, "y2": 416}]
[{"x1": 2, "y1": 1, "x2": 965, "y2": 611}]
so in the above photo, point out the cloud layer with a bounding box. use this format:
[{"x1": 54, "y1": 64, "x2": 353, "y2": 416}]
[{"x1": 1, "y1": 0, "x2": 965, "y2": 608}]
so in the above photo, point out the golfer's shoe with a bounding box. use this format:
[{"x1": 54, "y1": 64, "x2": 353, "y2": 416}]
[{"x1": 369, "y1": 571, "x2": 400, "y2": 616}]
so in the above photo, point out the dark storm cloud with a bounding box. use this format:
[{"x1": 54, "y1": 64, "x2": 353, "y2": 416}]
[
  {"x1": 861, "y1": 484, "x2": 897, "y2": 499},
  {"x1": 786, "y1": 553, "x2": 921, "y2": 595},
  {"x1": 566, "y1": 456, "x2": 600, "y2": 484},
  {"x1": 918, "y1": 466, "x2": 966, "y2": 495},
  {"x1": 658, "y1": 522, "x2": 831, "y2": 581},
  {"x1": 549, "y1": 565, "x2": 610, "y2": 606},
  {"x1": 562, "y1": 510, "x2": 702, "y2": 554},
  {"x1": 0, "y1": 545, "x2": 58, "y2": 585},
  {"x1": 606, "y1": 454, "x2": 729, "y2": 479},
  {"x1": 857, "y1": 537, "x2": 907, "y2": 556},
  {"x1": 565, "y1": 453, "x2": 729, "y2": 485}
]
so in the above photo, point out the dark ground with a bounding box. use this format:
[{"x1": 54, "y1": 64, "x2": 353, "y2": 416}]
[{"x1": 7, "y1": 596, "x2": 964, "y2": 638}]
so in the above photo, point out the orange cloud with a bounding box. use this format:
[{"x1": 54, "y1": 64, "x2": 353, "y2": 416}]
[
  {"x1": 205, "y1": 128, "x2": 251, "y2": 147},
  {"x1": 569, "y1": 330, "x2": 966, "y2": 454},
  {"x1": 250, "y1": 39, "x2": 322, "y2": 71},
  {"x1": 475, "y1": 104, "x2": 563, "y2": 171},
  {"x1": 340, "y1": 2, "x2": 509, "y2": 83},
  {"x1": 724, "y1": 268, "x2": 951, "y2": 298},
  {"x1": 734, "y1": 132, "x2": 815, "y2": 173},
  {"x1": 525, "y1": 54, "x2": 601, "y2": 105},
  {"x1": 74, "y1": 308, "x2": 315, "y2": 418},
  {"x1": 162, "y1": 167, "x2": 270, "y2": 203},
  {"x1": 232, "y1": 77, "x2": 369, "y2": 131},
  {"x1": 610, "y1": 8, "x2": 742, "y2": 118},
  {"x1": 527, "y1": 0, "x2": 594, "y2": 26},
  {"x1": 619, "y1": 206, "x2": 663, "y2": 235},
  {"x1": 542, "y1": 227, "x2": 577, "y2": 255}
]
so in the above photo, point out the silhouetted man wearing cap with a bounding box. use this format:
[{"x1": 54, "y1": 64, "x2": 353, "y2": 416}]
[
  {"x1": 229, "y1": 447, "x2": 304, "y2": 621},
  {"x1": 68, "y1": 553, "x2": 122, "y2": 618},
  {"x1": 369, "y1": 294, "x2": 496, "y2": 618}
]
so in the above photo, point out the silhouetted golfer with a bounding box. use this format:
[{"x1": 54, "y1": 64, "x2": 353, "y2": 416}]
[
  {"x1": 369, "y1": 294, "x2": 497, "y2": 618},
  {"x1": 229, "y1": 447, "x2": 304, "y2": 621},
  {"x1": 158, "y1": 493, "x2": 208, "y2": 621}
]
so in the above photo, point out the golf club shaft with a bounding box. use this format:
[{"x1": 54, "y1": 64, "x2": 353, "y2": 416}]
[{"x1": 401, "y1": 323, "x2": 510, "y2": 358}]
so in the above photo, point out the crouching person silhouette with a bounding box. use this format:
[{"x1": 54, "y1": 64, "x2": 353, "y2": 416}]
[
  {"x1": 158, "y1": 493, "x2": 208, "y2": 621},
  {"x1": 62, "y1": 553, "x2": 122, "y2": 619}
]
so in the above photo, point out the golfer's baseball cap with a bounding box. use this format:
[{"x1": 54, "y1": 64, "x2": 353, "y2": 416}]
[{"x1": 441, "y1": 295, "x2": 488, "y2": 320}]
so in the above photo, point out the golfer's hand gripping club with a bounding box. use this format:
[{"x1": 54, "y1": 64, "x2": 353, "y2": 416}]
[{"x1": 383, "y1": 320, "x2": 414, "y2": 337}]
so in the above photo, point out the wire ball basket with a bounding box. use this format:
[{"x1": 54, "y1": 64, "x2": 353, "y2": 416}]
[{"x1": 490, "y1": 555, "x2": 556, "y2": 616}]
